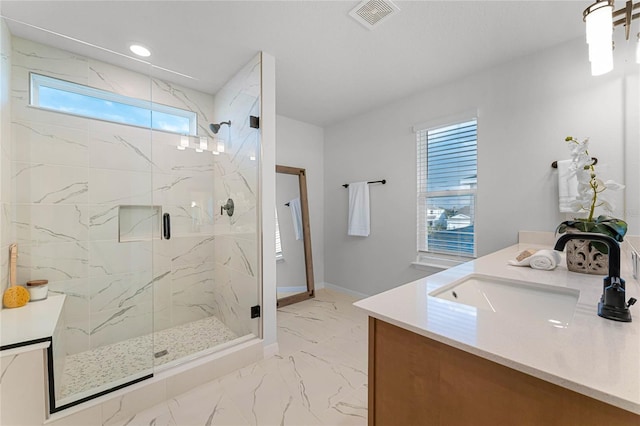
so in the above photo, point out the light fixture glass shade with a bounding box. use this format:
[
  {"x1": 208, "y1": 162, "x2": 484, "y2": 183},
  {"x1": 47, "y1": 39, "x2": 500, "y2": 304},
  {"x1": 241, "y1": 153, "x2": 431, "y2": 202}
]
[
  {"x1": 199, "y1": 136, "x2": 208, "y2": 151},
  {"x1": 588, "y1": 40, "x2": 613, "y2": 75},
  {"x1": 585, "y1": 2, "x2": 613, "y2": 44},
  {"x1": 590, "y1": 54, "x2": 613, "y2": 75},
  {"x1": 585, "y1": 1, "x2": 613, "y2": 76},
  {"x1": 217, "y1": 139, "x2": 225, "y2": 153},
  {"x1": 178, "y1": 135, "x2": 189, "y2": 150}
]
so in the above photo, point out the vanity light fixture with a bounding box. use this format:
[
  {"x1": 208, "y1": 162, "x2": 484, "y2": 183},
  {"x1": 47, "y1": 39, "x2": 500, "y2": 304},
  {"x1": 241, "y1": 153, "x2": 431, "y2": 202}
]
[
  {"x1": 583, "y1": 0, "x2": 640, "y2": 75},
  {"x1": 129, "y1": 44, "x2": 151, "y2": 57},
  {"x1": 196, "y1": 136, "x2": 207, "y2": 153},
  {"x1": 177, "y1": 135, "x2": 189, "y2": 150},
  {"x1": 217, "y1": 139, "x2": 225, "y2": 153}
]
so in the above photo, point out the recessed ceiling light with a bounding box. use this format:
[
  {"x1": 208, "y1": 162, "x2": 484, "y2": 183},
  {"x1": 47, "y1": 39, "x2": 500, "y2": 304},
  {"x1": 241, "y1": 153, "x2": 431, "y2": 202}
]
[{"x1": 129, "y1": 44, "x2": 151, "y2": 57}]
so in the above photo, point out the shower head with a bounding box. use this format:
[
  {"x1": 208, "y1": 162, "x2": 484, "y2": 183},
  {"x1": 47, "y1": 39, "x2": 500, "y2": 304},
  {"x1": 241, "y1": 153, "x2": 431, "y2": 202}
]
[{"x1": 209, "y1": 120, "x2": 231, "y2": 134}]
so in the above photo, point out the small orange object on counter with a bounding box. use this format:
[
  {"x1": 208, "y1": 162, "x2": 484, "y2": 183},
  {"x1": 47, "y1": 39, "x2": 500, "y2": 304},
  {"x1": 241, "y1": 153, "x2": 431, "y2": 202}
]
[{"x1": 2, "y1": 244, "x2": 30, "y2": 308}]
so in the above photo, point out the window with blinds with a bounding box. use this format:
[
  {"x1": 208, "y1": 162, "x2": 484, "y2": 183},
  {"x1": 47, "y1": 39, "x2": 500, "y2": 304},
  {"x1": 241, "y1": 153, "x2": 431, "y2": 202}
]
[{"x1": 417, "y1": 118, "x2": 477, "y2": 259}]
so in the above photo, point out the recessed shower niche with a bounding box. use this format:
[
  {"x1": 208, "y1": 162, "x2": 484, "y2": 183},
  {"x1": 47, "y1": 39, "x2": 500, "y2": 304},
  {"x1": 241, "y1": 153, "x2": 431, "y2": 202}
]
[{"x1": 118, "y1": 205, "x2": 162, "y2": 242}]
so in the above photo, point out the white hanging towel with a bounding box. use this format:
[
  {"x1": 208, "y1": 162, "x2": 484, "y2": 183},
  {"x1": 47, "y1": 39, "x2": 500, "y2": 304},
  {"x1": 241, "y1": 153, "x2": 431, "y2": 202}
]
[
  {"x1": 557, "y1": 159, "x2": 578, "y2": 213},
  {"x1": 348, "y1": 182, "x2": 370, "y2": 237},
  {"x1": 289, "y1": 197, "x2": 303, "y2": 240}
]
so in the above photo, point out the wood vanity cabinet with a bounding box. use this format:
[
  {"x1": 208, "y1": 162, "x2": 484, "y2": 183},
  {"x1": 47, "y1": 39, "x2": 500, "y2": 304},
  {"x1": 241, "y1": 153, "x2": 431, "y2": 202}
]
[{"x1": 368, "y1": 317, "x2": 639, "y2": 426}]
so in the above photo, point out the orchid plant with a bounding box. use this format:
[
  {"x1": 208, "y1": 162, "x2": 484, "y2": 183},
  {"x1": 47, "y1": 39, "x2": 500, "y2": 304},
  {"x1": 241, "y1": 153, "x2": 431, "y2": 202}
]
[{"x1": 556, "y1": 136, "x2": 627, "y2": 247}]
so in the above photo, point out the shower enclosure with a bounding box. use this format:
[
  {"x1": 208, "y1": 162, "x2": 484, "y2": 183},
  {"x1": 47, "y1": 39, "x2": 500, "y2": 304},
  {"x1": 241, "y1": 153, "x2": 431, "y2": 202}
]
[{"x1": 2, "y1": 18, "x2": 261, "y2": 411}]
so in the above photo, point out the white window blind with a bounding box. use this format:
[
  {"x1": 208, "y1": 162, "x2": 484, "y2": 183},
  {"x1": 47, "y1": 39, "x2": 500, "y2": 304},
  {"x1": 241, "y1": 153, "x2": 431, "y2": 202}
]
[{"x1": 417, "y1": 118, "x2": 477, "y2": 258}]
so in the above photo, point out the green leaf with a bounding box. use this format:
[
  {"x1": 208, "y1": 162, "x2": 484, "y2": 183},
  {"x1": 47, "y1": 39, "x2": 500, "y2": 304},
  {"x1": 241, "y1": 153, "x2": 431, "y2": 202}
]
[
  {"x1": 591, "y1": 241, "x2": 609, "y2": 254},
  {"x1": 556, "y1": 216, "x2": 628, "y2": 242}
]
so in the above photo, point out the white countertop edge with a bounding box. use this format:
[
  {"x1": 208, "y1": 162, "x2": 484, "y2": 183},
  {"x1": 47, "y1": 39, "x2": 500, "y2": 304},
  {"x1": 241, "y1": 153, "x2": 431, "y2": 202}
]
[
  {"x1": 0, "y1": 294, "x2": 65, "y2": 348},
  {"x1": 360, "y1": 307, "x2": 640, "y2": 415},
  {"x1": 0, "y1": 341, "x2": 51, "y2": 357}
]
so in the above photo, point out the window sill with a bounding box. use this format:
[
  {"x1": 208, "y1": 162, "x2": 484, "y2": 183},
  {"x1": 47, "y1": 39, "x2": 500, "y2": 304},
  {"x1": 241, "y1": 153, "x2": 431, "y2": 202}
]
[
  {"x1": 412, "y1": 253, "x2": 474, "y2": 270},
  {"x1": 411, "y1": 261, "x2": 445, "y2": 271}
]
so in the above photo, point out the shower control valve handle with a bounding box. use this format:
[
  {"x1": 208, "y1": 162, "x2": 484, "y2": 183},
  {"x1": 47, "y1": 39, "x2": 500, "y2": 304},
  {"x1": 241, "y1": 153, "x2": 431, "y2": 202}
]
[{"x1": 221, "y1": 198, "x2": 234, "y2": 217}]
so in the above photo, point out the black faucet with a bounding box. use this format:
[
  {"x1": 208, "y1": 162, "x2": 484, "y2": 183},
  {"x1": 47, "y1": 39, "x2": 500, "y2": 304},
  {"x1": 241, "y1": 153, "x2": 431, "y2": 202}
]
[{"x1": 554, "y1": 233, "x2": 637, "y2": 322}]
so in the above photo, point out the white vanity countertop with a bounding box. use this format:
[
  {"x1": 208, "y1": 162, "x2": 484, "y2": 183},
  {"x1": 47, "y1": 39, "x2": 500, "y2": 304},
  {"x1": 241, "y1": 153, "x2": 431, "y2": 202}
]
[
  {"x1": 0, "y1": 294, "x2": 65, "y2": 350},
  {"x1": 354, "y1": 243, "x2": 640, "y2": 415}
]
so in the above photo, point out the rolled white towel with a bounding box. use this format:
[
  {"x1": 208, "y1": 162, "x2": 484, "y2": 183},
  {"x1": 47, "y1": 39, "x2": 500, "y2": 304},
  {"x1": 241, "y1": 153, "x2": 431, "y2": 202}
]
[{"x1": 529, "y1": 249, "x2": 561, "y2": 271}]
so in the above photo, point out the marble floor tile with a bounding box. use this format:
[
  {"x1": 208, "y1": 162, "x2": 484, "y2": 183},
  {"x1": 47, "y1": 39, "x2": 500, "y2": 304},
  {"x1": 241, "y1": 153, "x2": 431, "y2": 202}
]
[
  {"x1": 167, "y1": 380, "x2": 251, "y2": 426},
  {"x1": 109, "y1": 404, "x2": 176, "y2": 426},
  {"x1": 318, "y1": 384, "x2": 368, "y2": 426},
  {"x1": 120, "y1": 288, "x2": 369, "y2": 425}
]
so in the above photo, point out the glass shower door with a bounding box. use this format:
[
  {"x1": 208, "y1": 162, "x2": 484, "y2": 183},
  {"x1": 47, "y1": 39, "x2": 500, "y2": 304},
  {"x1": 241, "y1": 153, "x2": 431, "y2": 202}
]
[
  {"x1": 6, "y1": 20, "x2": 156, "y2": 410},
  {"x1": 150, "y1": 54, "x2": 262, "y2": 370}
]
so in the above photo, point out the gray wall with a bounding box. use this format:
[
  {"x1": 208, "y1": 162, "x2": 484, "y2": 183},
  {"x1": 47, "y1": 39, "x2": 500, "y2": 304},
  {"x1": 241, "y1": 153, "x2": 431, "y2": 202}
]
[
  {"x1": 323, "y1": 37, "x2": 630, "y2": 297},
  {"x1": 276, "y1": 115, "x2": 325, "y2": 288}
]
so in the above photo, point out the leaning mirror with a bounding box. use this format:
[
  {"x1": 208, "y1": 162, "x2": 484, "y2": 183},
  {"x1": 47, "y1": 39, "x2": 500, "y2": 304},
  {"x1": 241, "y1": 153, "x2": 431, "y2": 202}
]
[{"x1": 276, "y1": 165, "x2": 315, "y2": 307}]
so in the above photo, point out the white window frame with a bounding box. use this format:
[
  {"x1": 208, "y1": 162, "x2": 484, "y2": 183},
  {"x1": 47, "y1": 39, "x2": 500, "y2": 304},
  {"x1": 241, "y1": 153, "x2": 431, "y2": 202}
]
[
  {"x1": 30, "y1": 73, "x2": 197, "y2": 135},
  {"x1": 413, "y1": 113, "x2": 478, "y2": 269}
]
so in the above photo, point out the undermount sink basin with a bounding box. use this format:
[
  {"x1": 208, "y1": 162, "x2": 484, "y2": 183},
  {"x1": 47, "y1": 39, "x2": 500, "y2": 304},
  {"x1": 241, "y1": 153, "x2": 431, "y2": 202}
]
[{"x1": 429, "y1": 274, "x2": 580, "y2": 327}]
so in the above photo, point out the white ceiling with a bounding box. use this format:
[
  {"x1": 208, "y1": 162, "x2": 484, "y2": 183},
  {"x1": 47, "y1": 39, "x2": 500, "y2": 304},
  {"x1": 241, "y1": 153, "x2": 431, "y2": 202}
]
[{"x1": 1, "y1": 1, "x2": 588, "y2": 127}]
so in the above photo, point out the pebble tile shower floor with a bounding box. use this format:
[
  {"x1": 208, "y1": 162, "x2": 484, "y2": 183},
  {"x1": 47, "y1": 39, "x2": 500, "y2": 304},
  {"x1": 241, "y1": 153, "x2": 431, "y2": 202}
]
[
  {"x1": 109, "y1": 288, "x2": 369, "y2": 426},
  {"x1": 60, "y1": 316, "x2": 238, "y2": 400}
]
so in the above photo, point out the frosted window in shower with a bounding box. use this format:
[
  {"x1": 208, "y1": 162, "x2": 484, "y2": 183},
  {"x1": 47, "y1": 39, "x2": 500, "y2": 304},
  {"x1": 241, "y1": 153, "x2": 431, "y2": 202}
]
[{"x1": 30, "y1": 73, "x2": 197, "y2": 135}]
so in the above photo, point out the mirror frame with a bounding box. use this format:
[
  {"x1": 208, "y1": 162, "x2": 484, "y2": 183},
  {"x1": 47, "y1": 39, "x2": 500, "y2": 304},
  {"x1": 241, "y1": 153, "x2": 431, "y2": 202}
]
[{"x1": 276, "y1": 165, "x2": 315, "y2": 307}]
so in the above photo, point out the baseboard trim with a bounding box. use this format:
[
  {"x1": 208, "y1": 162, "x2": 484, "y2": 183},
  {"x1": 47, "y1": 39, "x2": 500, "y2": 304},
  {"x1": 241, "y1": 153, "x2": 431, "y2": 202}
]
[
  {"x1": 263, "y1": 342, "x2": 279, "y2": 359},
  {"x1": 322, "y1": 282, "x2": 371, "y2": 299}
]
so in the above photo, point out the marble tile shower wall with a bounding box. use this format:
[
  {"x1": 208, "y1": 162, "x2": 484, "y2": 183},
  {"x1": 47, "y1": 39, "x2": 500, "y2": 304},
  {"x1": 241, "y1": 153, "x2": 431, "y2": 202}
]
[
  {"x1": 0, "y1": 20, "x2": 12, "y2": 298},
  {"x1": 9, "y1": 37, "x2": 259, "y2": 357},
  {"x1": 211, "y1": 54, "x2": 261, "y2": 338}
]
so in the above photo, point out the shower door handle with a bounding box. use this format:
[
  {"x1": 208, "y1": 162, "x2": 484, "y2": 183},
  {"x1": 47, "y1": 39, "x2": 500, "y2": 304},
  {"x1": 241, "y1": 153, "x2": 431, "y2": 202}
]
[{"x1": 163, "y1": 213, "x2": 171, "y2": 240}]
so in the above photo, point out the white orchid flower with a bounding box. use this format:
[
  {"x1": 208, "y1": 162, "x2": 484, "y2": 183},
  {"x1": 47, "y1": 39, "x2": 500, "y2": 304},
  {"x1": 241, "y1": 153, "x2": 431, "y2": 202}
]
[
  {"x1": 569, "y1": 199, "x2": 585, "y2": 212},
  {"x1": 564, "y1": 136, "x2": 624, "y2": 221},
  {"x1": 603, "y1": 180, "x2": 625, "y2": 191},
  {"x1": 598, "y1": 199, "x2": 614, "y2": 212},
  {"x1": 593, "y1": 178, "x2": 606, "y2": 192}
]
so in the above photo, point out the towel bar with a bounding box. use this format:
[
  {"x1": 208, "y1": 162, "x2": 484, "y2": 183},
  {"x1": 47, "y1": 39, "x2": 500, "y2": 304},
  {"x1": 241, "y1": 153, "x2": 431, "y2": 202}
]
[
  {"x1": 342, "y1": 179, "x2": 386, "y2": 188},
  {"x1": 551, "y1": 158, "x2": 597, "y2": 168}
]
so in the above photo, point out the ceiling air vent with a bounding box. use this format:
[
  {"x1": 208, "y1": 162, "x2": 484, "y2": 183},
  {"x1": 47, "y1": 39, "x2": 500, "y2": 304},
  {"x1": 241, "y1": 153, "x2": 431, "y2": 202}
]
[{"x1": 349, "y1": 0, "x2": 400, "y2": 30}]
